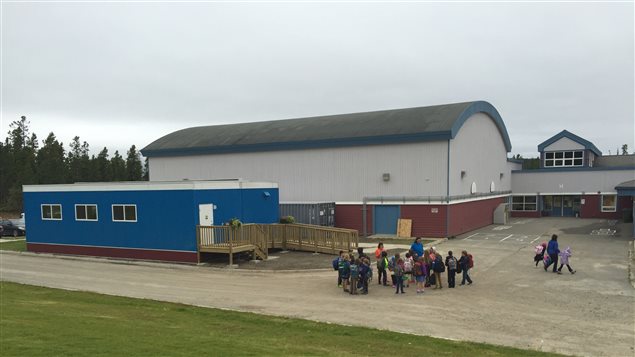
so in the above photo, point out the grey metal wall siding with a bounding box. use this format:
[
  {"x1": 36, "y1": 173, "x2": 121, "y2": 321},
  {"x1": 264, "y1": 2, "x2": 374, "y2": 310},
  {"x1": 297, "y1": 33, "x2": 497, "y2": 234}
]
[
  {"x1": 511, "y1": 169, "x2": 635, "y2": 194},
  {"x1": 279, "y1": 203, "x2": 336, "y2": 226},
  {"x1": 448, "y1": 113, "x2": 512, "y2": 196},
  {"x1": 148, "y1": 141, "x2": 450, "y2": 203}
]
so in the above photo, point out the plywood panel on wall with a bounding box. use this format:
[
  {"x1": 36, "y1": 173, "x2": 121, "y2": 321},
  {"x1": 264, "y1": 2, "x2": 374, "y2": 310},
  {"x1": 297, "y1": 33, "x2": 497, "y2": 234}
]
[{"x1": 397, "y1": 219, "x2": 412, "y2": 237}]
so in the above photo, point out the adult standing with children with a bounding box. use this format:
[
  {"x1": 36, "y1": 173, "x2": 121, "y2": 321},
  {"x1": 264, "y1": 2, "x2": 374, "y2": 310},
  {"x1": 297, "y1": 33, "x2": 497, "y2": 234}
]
[
  {"x1": 459, "y1": 250, "x2": 473, "y2": 285},
  {"x1": 544, "y1": 234, "x2": 560, "y2": 273},
  {"x1": 410, "y1": 237, "x2": 424, "y2": 259}
]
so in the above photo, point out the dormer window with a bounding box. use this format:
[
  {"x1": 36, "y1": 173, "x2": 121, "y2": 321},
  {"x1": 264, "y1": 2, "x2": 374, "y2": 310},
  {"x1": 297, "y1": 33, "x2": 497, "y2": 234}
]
[{"x1": 544, "y1": 151, "x2": 583, "y2": 167}]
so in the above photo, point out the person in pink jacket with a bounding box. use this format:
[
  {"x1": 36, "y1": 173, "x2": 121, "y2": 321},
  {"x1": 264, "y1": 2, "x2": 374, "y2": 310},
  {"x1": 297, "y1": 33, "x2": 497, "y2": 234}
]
[{"x1": 558, "y1": 246, "x2": 576, "y2": 274}]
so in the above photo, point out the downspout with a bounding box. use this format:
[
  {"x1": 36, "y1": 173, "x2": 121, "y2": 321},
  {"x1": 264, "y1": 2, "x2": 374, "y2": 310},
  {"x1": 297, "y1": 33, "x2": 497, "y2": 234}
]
[
  {"x1": 446, "y1": 140, "x2": 451, "y2": 237},
  {"x1": 362, "y1": 197, "x2": 367, "y2": 238}
]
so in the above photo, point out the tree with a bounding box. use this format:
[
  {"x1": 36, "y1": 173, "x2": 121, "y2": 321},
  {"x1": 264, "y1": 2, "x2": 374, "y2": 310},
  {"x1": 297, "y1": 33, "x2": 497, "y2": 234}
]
[
  {"x1": 36, "y1": 132, "x2": 67, "y2": 184},
  {"x1": 143, "y1": 157, "x2": 149, "y2": 181},
  {"x1": 622, "y1": 144, "x2": 629, "y2": 155},
  {"x1": 2, "y1": 116, "x2": 38, "y2": 209},
  {"x1": 94, "y1": 147, "x2": 111, "y2": 181},
  {"x1": 67, "y1": 136, "x2": 92, "y2": 183},
  {"x1": 125, "y1": 145, "x2": 143, "y2": 181},
  {"x1": 111, "y1": 151, "x2": 127, "y2": 181}
]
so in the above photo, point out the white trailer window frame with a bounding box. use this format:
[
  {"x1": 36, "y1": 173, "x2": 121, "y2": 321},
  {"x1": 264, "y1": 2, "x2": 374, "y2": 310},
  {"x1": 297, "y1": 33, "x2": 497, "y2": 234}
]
[
  {"x1": 75, "y1": 204, "x2": 99, "y2": 221},
  {"x1": 112, "y1": 204, "x2": 138, "y2": 222},
  {"x1": 41, "y1": 204, "x2": 63, "y2": 220}
]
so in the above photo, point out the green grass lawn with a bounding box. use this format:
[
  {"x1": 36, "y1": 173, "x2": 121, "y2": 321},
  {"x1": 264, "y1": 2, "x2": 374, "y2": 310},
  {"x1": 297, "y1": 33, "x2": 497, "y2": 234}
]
[
  {"x1": 0, "y1": 239, "x2": 26, "y2": 252},
  {"x1": 0, "y1": 282, "x2": 563, "y2": 357}
]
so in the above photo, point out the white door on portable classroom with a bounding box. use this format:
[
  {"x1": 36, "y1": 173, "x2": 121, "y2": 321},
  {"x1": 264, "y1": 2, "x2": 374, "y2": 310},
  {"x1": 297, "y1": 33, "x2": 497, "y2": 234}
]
[{"x1": 198, "y1": 204, "x2": 214, "y2": 226}]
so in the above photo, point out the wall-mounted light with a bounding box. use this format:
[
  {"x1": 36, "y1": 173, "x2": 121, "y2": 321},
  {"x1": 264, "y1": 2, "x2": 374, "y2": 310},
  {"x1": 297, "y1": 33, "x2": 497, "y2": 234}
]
[
  {"x1": 500, "y1": 173, "x2": 504, "y2": 180},
  {"x1": 383, "y1": 173, "x2": 390, "y2": 182},
  {"x1": 461, "y1": 171, "x2": 467, "y2": 179}
]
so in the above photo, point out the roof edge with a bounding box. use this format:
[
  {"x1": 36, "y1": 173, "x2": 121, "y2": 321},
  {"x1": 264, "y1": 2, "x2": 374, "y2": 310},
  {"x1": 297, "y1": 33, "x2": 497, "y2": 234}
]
[{"x1": 449, "y1": 101, "x2": 512, "y2": 152}]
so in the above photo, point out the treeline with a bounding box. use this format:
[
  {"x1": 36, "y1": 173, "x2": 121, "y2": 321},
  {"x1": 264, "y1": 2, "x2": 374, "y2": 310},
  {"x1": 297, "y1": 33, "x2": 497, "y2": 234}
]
[{"x1": 0, "y1": 116, "x2": 147, "y2": 211}]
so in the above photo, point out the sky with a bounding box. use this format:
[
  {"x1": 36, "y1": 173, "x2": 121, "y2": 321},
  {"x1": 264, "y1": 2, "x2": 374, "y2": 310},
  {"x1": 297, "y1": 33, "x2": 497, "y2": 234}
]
[{"x1": 1, "y1": 1, "x2": 633, "y2": 159}]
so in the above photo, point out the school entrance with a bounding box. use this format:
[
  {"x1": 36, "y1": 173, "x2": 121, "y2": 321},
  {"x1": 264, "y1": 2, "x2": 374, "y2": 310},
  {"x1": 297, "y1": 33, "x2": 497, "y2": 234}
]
[{"x1": 542, "y1": 195, "x2": 581, "y2": 217}]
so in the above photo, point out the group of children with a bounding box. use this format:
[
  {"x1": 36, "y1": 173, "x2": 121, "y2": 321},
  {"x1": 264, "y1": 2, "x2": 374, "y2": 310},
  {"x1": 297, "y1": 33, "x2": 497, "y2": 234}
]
[
  {"x1": 533, "y1": 234, "x2": 576, "y2": 274},
  {"x1": 333, "y1": 243, "x2": 475, "y2": 295}
]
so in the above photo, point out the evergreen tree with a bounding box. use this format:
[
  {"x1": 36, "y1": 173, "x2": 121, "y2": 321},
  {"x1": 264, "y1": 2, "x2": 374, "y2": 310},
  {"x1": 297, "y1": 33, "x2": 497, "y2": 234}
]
[
  {"x1": 36, "y1": 132, "x2": 68, "y2": 184},
  {"x1": 111, "y1": 151, "x2": 127, "y2": 181},
  {"x1": 3, "y1": 116, "x2": 38, "y2": 209},
  {"x1": 125, "y1": 145, "x2": 143, "y2": 181},
  {"x1": 67, "y1": 136, "x2": 92, "y2": 183},
  {"x1": 94, "y1": 147, "x2": 111, "y2": 181},
  {"x1": 622, "y1": 144, "x2": 629, "y2": 155},
  {"x1": 143, "y1": 157, "x2": 149, "y2": 181}
]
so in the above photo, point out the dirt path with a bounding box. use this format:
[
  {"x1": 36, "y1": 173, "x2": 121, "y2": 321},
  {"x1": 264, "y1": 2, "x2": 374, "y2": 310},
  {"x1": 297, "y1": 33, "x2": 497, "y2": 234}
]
[{"x1": 1, "y1": 218, "x2": 633, "y2": 357}]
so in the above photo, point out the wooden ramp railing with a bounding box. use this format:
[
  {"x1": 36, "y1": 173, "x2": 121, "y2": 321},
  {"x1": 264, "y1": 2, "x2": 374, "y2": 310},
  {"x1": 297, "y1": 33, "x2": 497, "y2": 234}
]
[{"x1": 197, "y1": 223, "x2": 358, "y2": 265}]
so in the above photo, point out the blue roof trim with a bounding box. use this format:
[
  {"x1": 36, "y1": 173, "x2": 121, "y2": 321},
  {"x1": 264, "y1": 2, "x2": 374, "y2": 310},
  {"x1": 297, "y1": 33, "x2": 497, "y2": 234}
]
[
  {"x1": 512, "y1": 166, "x2": 635, "y2": 174},
  {"x1": 142, "y1": 131, "x2": 453, "y2": 157},
  {"x1": 537, "y1": 130, "x2": 602, "y2": 156},
  {"x1": 450, "y1": 101, "x2": 512, "y2": 152}
]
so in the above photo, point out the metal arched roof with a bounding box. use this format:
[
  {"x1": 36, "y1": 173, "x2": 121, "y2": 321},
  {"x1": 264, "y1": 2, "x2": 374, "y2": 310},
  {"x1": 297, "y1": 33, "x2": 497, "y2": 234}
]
[{"x1": 141, "y1": 100, "x2": 512, "y2": 157}]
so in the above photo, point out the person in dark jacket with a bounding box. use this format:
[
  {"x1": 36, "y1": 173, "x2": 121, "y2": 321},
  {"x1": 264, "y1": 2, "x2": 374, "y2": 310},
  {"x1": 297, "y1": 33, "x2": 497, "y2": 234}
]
[
  {"x1": 445, "y1": 251, "x2": 458, "y2": 288},
  {"x1": 458, "y1": 250, "x2": 473, "y2": 285},
  {"x1": 544, "y1": 234, "x2": 561, "y2": 273}
]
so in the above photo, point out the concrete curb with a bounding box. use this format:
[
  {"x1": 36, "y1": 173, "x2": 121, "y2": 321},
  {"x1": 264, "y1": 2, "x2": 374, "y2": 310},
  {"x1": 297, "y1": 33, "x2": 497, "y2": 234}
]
[{"x1": 629, "y1": 241, "x2": 635, "y2": 289}]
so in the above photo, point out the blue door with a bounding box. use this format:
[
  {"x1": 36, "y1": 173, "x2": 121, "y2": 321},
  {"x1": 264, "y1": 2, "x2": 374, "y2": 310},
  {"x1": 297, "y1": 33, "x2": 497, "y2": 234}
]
[{"x1": 374, "y1": 205, "x2": 400, "y2": 234}]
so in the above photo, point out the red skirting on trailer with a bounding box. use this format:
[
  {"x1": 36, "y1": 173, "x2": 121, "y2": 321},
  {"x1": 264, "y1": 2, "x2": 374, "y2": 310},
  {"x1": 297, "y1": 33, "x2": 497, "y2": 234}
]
[{"x1": 26, "y1": 243, "x2": 198, "y2": 263}]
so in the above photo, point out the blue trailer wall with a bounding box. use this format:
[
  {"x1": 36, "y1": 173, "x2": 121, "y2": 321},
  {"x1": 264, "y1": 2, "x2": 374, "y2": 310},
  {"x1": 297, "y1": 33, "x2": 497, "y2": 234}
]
[{"x1": 23, "y1": 187, "x2": 279, "y2": 254}]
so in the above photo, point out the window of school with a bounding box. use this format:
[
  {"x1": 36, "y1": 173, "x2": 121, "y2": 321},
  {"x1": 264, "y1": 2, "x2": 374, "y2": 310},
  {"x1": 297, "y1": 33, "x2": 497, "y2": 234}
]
[
  {"x1": 75, "y1": 204, "x2": 98, "y2": 221},
  {"x1": 112, "y1": 204, "x2": 137, "y2": 222},
  {"x1": 512, "y1": 196, "x2": 537, "y2": 211},
  {"x1": 544, "y1": 151, "x2": 583, "y2": 167},
  {"x1": 601, "y1": 195, "x2": 617, "y2": 212},
  {"x1": 41, "y1": 204, "x2": 62, "y2": 220}
]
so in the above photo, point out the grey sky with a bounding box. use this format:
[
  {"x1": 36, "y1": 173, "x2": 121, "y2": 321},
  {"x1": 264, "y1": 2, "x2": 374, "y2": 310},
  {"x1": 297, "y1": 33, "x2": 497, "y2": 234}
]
[{"x1": 1, "y1": 1, "x2": 633, "y2": 158}]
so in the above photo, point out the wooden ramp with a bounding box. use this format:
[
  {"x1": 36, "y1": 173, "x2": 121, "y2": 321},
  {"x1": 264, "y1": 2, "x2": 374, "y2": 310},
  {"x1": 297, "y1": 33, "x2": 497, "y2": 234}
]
[{"x1": 197, "y1": 223, "x2": 358, "y2": 265}]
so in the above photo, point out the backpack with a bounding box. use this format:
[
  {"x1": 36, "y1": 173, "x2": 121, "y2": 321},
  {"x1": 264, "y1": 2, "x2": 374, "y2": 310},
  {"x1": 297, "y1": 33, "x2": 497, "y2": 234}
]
[
  {"x1": 394, "y1": 264, "x2": 404, "y2": 277},
  {"x1": 388, "y1": 257, "x2": 396, "y2": 271},
  {"x1": 434, "y1": 256, "x2": 445, "y2": 273},
  {"x1": 468, "y1": 254, "x2": 474, "y2": 269},
  {"x1": 404, "y1": 259, "x2": 413, "y2": 273},
  {"x1": 534, "y1": 245, "x2": 544, "y2": 254},
  {"x1": 332, "y1": 257, "x2": 339, "y2": 271},
  {"x1": 414, "y1": 262, "x2": 424, "y2": 276},
  {"x1": 350, "y1": 264, "x2": 359, "y2": 279},
  {"x1": 447, "y1": 256, "x2": 457, "y2": 270}
]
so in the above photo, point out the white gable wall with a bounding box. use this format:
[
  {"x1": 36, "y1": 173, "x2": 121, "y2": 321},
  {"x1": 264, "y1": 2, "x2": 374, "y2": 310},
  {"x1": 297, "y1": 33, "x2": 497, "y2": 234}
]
[
  {"x1": 449, "y1": 113, "x2": 511, "y2": 196},
  {"x1": 544, "y1": 137, "x2": 585, "y2": 151}
]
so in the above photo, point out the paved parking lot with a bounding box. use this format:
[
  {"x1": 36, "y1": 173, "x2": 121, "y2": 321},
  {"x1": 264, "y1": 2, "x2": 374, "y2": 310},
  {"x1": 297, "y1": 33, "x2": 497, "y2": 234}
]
[{"x1": 1, "y1": 217, "x2": 633, "y2": 357}]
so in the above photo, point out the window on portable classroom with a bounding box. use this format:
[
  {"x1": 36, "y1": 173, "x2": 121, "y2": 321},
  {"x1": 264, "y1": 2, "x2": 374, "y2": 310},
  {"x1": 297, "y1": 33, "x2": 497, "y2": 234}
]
[
  {"x1": 75, "y1": 204, "x2": 98, "y2": 221},
  {"x1": 42, "y1": 204, "x2": 62, "y2": 220},
  {"x1": 112, "y1": 204, "x2": 137, "y2": 222}
]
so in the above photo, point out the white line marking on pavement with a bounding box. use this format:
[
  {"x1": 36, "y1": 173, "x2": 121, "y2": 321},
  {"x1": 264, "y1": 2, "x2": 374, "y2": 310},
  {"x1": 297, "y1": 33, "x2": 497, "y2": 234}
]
[
  {"x1": 499, "y1": 234, "x2": 514, "y2": 242},
  {"x1": 464, "y1": 233, "x2": 479, "y2": 240},
  {"x1": 530, "y1": 236, "x2": 542, "y2": 243}
]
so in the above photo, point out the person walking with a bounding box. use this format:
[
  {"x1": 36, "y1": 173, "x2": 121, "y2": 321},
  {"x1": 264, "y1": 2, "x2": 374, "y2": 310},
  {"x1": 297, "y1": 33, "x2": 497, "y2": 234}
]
[
  {"x1": 459, "y1": 250, "x2": 473, "y2": 285},
  {"x1": 544, "y1": 234, "x2": 560, "y2": 273},
  {"x1": 558, "y1": 246, "x2": 576, "y2": 274}
]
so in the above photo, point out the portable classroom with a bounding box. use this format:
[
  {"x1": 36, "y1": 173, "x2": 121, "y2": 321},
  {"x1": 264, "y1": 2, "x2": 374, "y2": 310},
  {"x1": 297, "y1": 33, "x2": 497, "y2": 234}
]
[{"x1": 22, "y1": 180, "x2": 279, "y2": 263}]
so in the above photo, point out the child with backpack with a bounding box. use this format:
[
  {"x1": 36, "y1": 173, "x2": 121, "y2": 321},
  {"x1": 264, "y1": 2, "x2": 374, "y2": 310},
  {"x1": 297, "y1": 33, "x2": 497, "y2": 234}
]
[
  {"x1": 389, "y1": 253, "x2": 400, "y2": 288},
  {"x1": 350, "y1": 259, "x2": 360, "y2": 295},
  {"x1": 558, "y1": 246, "x2": 576, "y2": 274},
  {"x1": 377, "y1": 251, "x2": 389, "y2": 286},
  {"x1": 534, "y1": 242, "x2": 547, "y2": 267},
  {"x1": 432, "y1": 253, "x2": 445, "y2": 289},
  {"x1": 459, "y1": 250, "x2": 473, "y2": 285},
  {"x1": 394, "y1": 258, "x2": 405, "y2": 294},
  {"x1": 414, "y1": 256, "x2": 427, "y2": 294},
  {"x1": 339, "y1": 253, "x2": 351, "y2": 292},
  {"x1": 404, "y1": 252, "x2": 414, "y2": 287},
  {"x1": 359, "y1": 258, "x2": 370, "y2": 294},
  {"x1": 445, "y1": 251, "x2": 458, "y2": 288}
]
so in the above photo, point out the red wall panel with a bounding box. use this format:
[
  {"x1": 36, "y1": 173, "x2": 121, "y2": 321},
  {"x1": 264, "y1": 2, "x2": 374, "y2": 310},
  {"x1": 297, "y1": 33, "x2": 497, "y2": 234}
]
[
  {"x1": 447, "y1": 197, "x2": 505, "y2": 237},
  {"x1": 580, "y1": 195, "x2": 624, "y2": 219},
  {"x1": 511, "y1": 211, "x2": 541, "y2": 218},
  {"x1": 27, "y1": 243, "x2": 199, "y2": 263},
  {"x1": 335, "y1": 204, "x2": 372, "y2": 235},
  {"x1": 400, "y1": 205, "x2": 447, "y2": 238}
]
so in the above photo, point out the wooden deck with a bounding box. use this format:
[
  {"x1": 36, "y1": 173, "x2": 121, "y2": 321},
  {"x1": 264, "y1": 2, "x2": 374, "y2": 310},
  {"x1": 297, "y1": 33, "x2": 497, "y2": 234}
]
[{"x1": 197, "y1": 223, "x2": 358, "y2": 264}]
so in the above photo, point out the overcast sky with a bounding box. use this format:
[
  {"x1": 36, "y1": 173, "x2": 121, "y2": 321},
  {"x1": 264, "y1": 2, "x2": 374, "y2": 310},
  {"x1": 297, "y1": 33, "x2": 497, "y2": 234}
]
[{"x1": 1, "y1": 1, "x2": 633, "y2": 158}]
